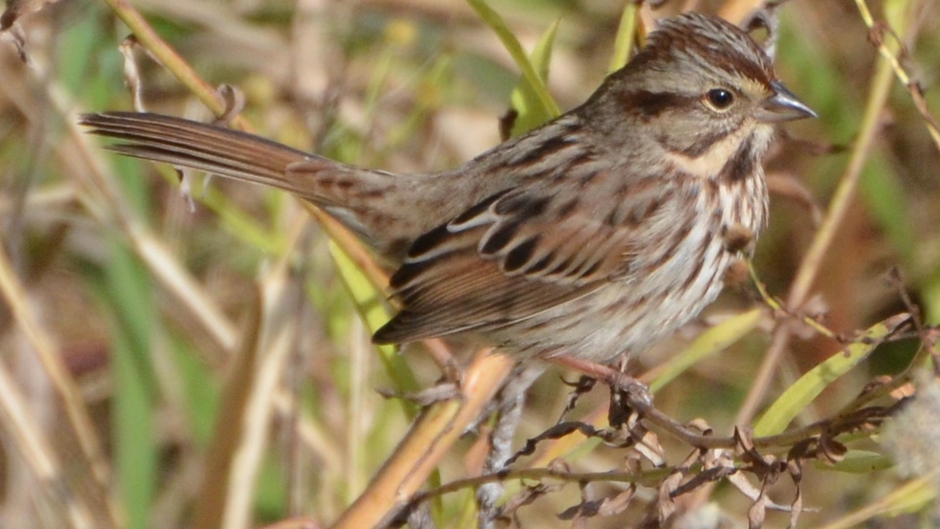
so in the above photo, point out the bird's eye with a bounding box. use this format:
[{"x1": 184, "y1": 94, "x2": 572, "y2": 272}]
[{"x1": 705, "y1": 88, "x2": 735, "y2": 110}]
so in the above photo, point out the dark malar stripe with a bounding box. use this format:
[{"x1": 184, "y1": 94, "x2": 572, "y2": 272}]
[
  {"x1": 720, "y1": 135, "x2": 756, "y2": 183},
  {"x1": 677, "y1": 126, "x2": 735, "y2": 157}
]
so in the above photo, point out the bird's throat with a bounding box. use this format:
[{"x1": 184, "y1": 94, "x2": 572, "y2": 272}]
[{"x1": 662, "y1": 123, "x2": 771, "y2": 181}]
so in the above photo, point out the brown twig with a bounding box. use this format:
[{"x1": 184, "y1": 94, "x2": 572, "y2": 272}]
[{"x1": 856, "y1": 0, "x2": 940, "y2": 153}]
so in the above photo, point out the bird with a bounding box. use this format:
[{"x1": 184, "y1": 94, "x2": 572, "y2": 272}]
[{"x1": 80, "y1": 12, "x2": 815, "y2": 364}]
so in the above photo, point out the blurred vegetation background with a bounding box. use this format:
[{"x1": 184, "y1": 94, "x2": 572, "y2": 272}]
[{"x1": 0, "y1": 0, "x2": 939, "y2": 527}]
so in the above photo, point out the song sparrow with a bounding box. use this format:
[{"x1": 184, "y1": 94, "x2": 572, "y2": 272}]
[{"x1": 80, "y1": 13, "x2": 814, "y2": 363}]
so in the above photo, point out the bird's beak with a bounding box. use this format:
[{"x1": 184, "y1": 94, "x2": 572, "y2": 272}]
[{"x1": 756, "y1": 81, "x2": 817, "y2": 123}]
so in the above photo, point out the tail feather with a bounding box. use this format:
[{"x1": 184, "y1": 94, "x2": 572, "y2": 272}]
[
  {"x1": 79, "y1": 111, "x2": 432, "y2": 258},
  {"x1": 79, "y1": 111, "x2": 315, "y2": 194}
]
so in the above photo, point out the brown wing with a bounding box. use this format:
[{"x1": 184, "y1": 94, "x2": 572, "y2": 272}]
[{"x1": 372, "y1": 183, "x2": 642, "y2": 344}]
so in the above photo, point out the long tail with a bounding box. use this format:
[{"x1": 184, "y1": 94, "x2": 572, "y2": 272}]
[
  {"x1": 80, "y1": 111, "x2": 426, "y2": 255},
  {"x1": 79, "y1": 111, "x2": 328, "y2": 198}
]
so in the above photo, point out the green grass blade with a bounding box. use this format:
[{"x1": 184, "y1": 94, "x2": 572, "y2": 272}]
[
  {"x1": 754, "y1": 313, "x2": 909, "y2": 436},
  {"x1": 508, "y1": 19, "x2": 560, "y2": 136},
  {"x1": 814, "y1": 450, "x2": 893, "y2": 473},
  {"x1": 103, "y1": 242, "x2": 157, "y2": 529},
  {"x1": 465, "y1": 0, "x2": 560, "y2": 118},
  {"x1": 608, "y1": 2, "x2": 640, "y2": 72},
  {"x1": 649, "y1": 308, "x2": 763, "y2": 393},
  {"x1": 330, "y1": 242, "x2": 421, "y2": 403}
]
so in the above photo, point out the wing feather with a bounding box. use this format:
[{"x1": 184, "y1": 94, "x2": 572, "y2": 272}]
[{"x1": 374, "y1": 176, "x2": 646, "y2": 344}]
